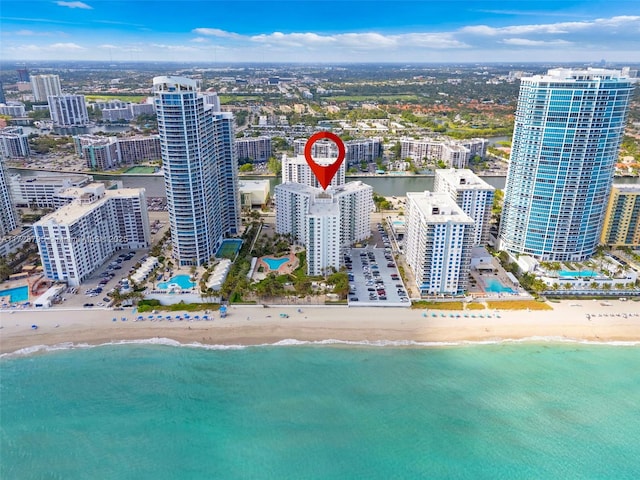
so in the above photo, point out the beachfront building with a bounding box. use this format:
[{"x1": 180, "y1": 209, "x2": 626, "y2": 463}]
[
  {"x1": 404, "y1": 191, "x2": 474, "y2": 296},
  {"x1": 236, "y1": 136, "x2": 272, "y2": 163},
  {"x1": 275, "y1": 181, "x2": 373, "y2": 275},
  {"x1": 48, "y1": 94, "x2": 90, "y2": 127},
  {"x1": 0, "y1": 158, "x2": 18, "y2": 238},
  {"x1": 282, "y1": 153, "x2": 346, "y2": 189},
  {"x1": 33, "y1": 183, "x2": 150, "y2": 286},
  {"x1": 154, "y1": 76, "x2": 240, "y2": 267},
  {"x1": 600, "y1": 184, "x2": 640, "y2": 247},
  {"x1": 0, "y1": 127, "x2": 31, "y2": 158},
  {"x1": 434, "y1": 169, "x2": 495, "y2": 246},
  {"x1": 31, "y1": 74, "x2": 62, "y2": 102},
  {"x1": 499, "y1": 68, "x2": 634, "y2": 261},
  {"x1": 9, "y1": 173, "x2": 92, "y2": 208}
]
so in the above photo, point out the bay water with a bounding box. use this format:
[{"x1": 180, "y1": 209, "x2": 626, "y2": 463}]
[{"x1": 2, "y1": 342, "x2": 639, "y2": 479}]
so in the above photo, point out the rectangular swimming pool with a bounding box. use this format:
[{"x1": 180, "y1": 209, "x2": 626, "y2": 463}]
[
  {"x1": 0, "y1": 285, "x2": 29, "y2": 303},
  {"x1": 483, "y1": 278, "x2": 515, "y2": 294},
  {"x1": 558, "y1": 270, "x2": 598, "y2": 278}
]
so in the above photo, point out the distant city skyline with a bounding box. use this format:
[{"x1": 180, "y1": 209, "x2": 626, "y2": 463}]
[{"x1": 1, "y1": 1, "x2": 639, "y2": 63}]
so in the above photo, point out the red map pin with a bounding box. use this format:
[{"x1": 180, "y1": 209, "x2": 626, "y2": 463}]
[{"x1": 304, "y1": 131, "x2": 346, "y2": 190}]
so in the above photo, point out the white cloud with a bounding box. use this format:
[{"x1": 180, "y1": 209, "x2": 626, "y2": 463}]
[
  {"x1": 501, "y1": 38, "x2": 573, "y2": 46},
  {"x1": 151, "y1": 43, "x2": 199, "y2": 52},
  {"x1": 55, "y1": 1, "x2": 92, "y2": 9},
  {"x1": 98, "y1": 44, "x2": 118, "y2": 49},
  {"x1": 192, "y1": 28, "x2": 241, "y2": 39},
  {"x1": 191, "y1": 37, "x2": 210, "y2": 43},
  {"x1": 49, "y1": 42, "x2": 85, "y2": 50},
  {"x1": 461, "y1": 15, "x2": 640, "y2": 36}
]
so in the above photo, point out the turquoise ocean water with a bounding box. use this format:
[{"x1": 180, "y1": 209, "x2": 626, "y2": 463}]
[{"x1": 2, "y1": 342, "x2": 639, "y2": 479}]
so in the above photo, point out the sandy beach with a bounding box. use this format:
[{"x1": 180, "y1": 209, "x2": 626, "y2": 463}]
[{"x1": 1, "y1": 299, "x2": 639, "y2": 356}]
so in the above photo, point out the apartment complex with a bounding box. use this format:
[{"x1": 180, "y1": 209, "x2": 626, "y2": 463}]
[
  {"x1": 31, "y1": 74, "x2": 62, "y2": 102},
  {"x1": 400, "y1": 137, "x2": 488, "y2": 168},
  {"x1": 275, "y1": 181, "x2": 373, "y2": 275},
  {"x1": 499, "y1": 68, "x2": 634, "y2": 261},
  {"x1": 600, "y1": 184, "x2": 640, "y2": 247},
  {"x1": 0, "y1": 127, "x2": 31, "y2": 158},
  {"x1": 74, "y1": 135, "x2": 162, "y2": 169},
  {"x1": 293, "y1": 137, "x2": 382, "y2": 165},
  {"x1": 154, "y1": 76, "x2": 239, "y2": 266},
  {"x1": 48, "y1": 94, "x2": 90, "y2": 127},
  {"x1": 236, "y1": 136, "x2": 272, "y2": 163},
  {"x1": 404, "y1": 191, "x2": 474, "y2": 296},
  {"x1": 33, "y1": 183, "x2": 150, "y2": 286},
  {"x1": 282, "y1": 153, "x2": 346, "y2": 189},
  {"x1": 434, "y1": 169, "x2": 495, "y2": 246}
]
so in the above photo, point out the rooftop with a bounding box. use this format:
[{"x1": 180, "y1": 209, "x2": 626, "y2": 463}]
[{"x1": 407, "y1": 191, "x2": 474, "y2": 223}]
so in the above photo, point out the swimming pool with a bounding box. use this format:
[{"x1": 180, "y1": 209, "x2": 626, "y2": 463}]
[
  {"x1": 0, "y1": 285, "x2": 29, "y2": 303},
  {"x1": 263, "y1": 257, "x2": 289, "y2": 270},
  {"x1": 157, "y1": 275, "x2": 195, "y2": 290},
  {"x1": 483, "y1": 278, "x2": 515, "y2": 294},
  {"x1": 558, "y1": 270, "x2": 598, "y2": 278}
]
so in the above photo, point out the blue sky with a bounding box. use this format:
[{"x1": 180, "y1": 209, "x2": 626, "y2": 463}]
[{"x1": 1, "y1": 0, "x2": 639, "y2": 63}]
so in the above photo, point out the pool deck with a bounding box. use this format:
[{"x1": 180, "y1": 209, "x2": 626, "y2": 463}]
[{"x1": 254, "y1": 251, "x2": 299, "y2": 281}]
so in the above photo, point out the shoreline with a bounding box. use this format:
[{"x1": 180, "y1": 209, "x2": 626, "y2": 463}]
[{"x1": 2, "y1": 300, "x2": 639, "y2": 357}]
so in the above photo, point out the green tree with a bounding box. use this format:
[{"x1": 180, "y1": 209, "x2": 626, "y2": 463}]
[
  {"x1": 239, "y1": 163, "x2": 254, "y2": 173},
  {"x1": 267, "y1": 156, "x2": 282, "y2": 175}
]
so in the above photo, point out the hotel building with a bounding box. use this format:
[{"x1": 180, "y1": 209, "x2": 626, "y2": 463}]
[
  {"x1": 154, "y1": 76, "x2": 239, "y2": 266},
  {"x1": 275, "y1": 181, "x2": 373, "y2": 275},
  {"x1": 600, "y1": 184, "x2": 640, "y2": 247},
  {"x1": 499, "y1": 68, "x2": 634, "y2": 261},
  {"x1": 31, "y1": 74, "x2": 62, "y2": 102},
  {"x1": 33, "y1": 183, "x2": 150, "y2": 286},
  {"x1": 404, "y1": 191, "x2": 474, "y2": 296},
  {"x1": 434, "y1": 169, "x2": 495, "y2": 246},
  {"x1": 48, "y1": 94, "x2": 90, "y2": 127}
]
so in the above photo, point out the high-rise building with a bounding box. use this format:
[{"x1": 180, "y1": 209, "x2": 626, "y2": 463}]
[
  {"x1": 0, "y1": 82, "x2": 6, "y2": 105},
  {"x1": 153, "y1": 76, "x2": 239, "y2": 266},
  {"x1": 33, "y1": 183, "x2": 150, "y2": 286},
  {"x1": 74, "y1": 135, "x2": 119, "y2": 170},
  {"x1": 48, "y1": 95, "x2": 89, "y2": 126},
  {"x1": 434, "y1": 169, "x2": 495, "y2": 246},
  {"x1": 282, "y1": 153, "x2": 346, "y2": 189},
  {"x1": 31, "y1": 74, "x2": 62, "y2": 102},
  {"x1": 9, "y1": 173, "x2": 92, "y2": 208},
  {"x1": 499, "y1": 68, "x2": 634, "y2": 261},
  {"x1": 275, "y1": 181, "x2": 373, "y2": 275},
  {"x1": 600, "y1": 184, "x2": 640, "y2": 247},
  {"x1": 0, "y1": 127, "x2": 31, "y2": 158},
  {"x1": 404, "y1": 191, "x2": 474, "y2": 296},
  {"x1": 236, "y1": 136, "x2": 272, "y2": 163},
  {"x1": 0, "y1": 157, "x2": 19, "y2": 238},
  {"x1": 293, "y1": 137, "x2": 383, "y2": 165}
]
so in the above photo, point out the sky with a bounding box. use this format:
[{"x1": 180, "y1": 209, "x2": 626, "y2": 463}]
[{"x1": 1, "y1": 0, "x2": 639, "y2": 63}]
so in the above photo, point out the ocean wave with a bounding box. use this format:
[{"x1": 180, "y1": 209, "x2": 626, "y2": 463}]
[{"x1": 2, "y1": 335, "x2": 639, "y2": 359}]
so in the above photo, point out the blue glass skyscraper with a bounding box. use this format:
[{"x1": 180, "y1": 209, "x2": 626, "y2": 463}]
[
  {"x1": 154, "y1": 76, "x2": 239, "y2": 267},
  {"x1": 499, "y1": 68, "x2": 633, "y2": 261}
]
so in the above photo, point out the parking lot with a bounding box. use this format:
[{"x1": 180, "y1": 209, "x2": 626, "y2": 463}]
[{"x1": 346, "y1": 232, "x2": 411, "y2": 308}]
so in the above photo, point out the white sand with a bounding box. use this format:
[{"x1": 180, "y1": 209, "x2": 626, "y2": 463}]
[{"x1": 2, "y1": 300, "x2": 639, "y2": 355}]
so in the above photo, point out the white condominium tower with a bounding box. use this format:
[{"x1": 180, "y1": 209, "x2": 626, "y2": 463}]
[
  {"x1": 48, "y1": 95, "x2": 90, "y2": 127},
  {"x1": 154, "y1": 76, "x2": 239, "y2": 267},
  {"x1": 499, "y1": 68, "x2": 634, "y2": 261},
  {"x1": 405, "y1": 191, "x2": 474, "y2": 296},
  {"x1": 281, "y1": 153, "x2": 346, "y2": 189},
  {"x1": 434, "y1": 169, "x2": 495, "y2": 246},
  {"x1": 33, "y1": 183, "x2": 150, "y2": 286},
  {"x1": 275, "y1": 181, "x2": 373, "y2": 275},
  {"x1": 31, "y1": 74, "x2": 62, "y2": 102}
]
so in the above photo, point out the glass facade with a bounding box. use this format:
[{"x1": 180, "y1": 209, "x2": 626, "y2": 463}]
[
  {"x1": 499, "y1": 68, "x2": 633, "y2": 261},
  {"x1": 154, "y1": 76, "x2": 239, "y2": 267}
]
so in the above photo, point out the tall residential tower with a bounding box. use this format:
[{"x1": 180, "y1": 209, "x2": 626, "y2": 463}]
[
  {"x1": 153, "y1": 76, "x2": 239, "y2": 266},
  {"x1": 499, "y1": 68, "x2": 633, "y2": 261}
]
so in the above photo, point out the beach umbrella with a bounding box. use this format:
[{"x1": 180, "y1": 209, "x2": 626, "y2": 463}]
[{"x1": 31, "y1": 325, "x2": 38, "y2": 330}]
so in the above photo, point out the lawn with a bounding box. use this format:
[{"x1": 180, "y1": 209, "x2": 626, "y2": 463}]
[{"x1": 124, "y1": 166, "x2": 156, "y2": 174}]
